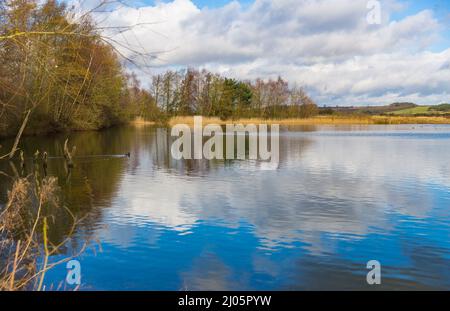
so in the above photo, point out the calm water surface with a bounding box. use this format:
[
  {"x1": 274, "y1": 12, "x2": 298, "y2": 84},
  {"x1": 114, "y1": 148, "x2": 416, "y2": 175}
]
[{"x1": 1, "y1": 124, "x2": 449, "y2": 290}]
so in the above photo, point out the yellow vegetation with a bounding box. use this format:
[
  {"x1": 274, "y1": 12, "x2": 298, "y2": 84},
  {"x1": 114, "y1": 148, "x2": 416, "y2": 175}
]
[
  {"x1": 130, "y1": 117, "x2": 156, "y2": 126},
  {"x1": 0, "y1": 175, "x2": 84, "y2": 291},
  {"x1": 168, "y1": 115, "x2": 450, "y2": 126}
]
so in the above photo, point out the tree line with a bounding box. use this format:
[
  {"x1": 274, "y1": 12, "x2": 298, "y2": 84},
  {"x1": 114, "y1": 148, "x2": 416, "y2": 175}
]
[
  {"x1": 148, "y1": 69, "x2": 318, "y2": 120},
  {"x1": 0, "y1": 0, "x2": 151, "y2": 138},
  {"x1": 1, "y1": 0, "x2": 317, "y2": 140}
]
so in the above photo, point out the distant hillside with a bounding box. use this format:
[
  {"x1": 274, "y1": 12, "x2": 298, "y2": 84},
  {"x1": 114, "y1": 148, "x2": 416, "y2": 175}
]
[
  {"x1": 390, "y1": 103, "x2": 450, "y2": 115},
  {"x1": 319, "y1": 102, "x2": 450, "y2": 116},
  {"x1": 319, "y1": 102, "x2": 417, "y2": 115},
  {"x1": 390, "y1": 106, "x2": 431, "y2": 115},
  {"x1": 388, "y1": 102, "x2": 418, "y2": 110},
  {"x1": 429, "y1": 103, "x2": 450, "y2": 112}
]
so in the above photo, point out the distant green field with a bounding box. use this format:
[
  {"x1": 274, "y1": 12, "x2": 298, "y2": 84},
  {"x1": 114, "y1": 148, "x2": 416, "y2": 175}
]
[{"x1": 390, "y1": 106, "x2": 431, "y2": 115}]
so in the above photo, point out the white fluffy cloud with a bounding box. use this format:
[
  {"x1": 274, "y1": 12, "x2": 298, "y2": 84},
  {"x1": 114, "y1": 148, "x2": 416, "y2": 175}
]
[{"x1": 81, "y1": 0, "x2": 449, "y2": 106}]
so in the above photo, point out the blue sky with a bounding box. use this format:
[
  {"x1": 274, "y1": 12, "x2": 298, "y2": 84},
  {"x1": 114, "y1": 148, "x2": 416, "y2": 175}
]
[
  {"x1": 140, "y1": 0, "x2": 450, "y2": 52},
  {"x1": 146, "y1": 0, "x2": 253, "y2": 8},
  {"x1": 200, "y1": 0, "x2": 450, "y2": 51},
  {"x1": 95, "y1": 0, "x2": 450, "y2": 106},
  {"x1": 392, "y1": 0, "x2": 450, "y2": 51},
  {"x1": 148, "y1": 0, "x2": 450, "y2": 12},
  {"x1": 189, "y1": 0, "x2": 252, "y2": 7}
]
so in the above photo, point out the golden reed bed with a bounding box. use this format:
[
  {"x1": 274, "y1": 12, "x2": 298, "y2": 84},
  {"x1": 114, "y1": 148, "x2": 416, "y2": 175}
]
[
  {"x1": 131, "y1": 116, "x2": 156, "y2": 126},
  {"x1": 167, "y1": 115, "x2": 450, "y2": 126}
]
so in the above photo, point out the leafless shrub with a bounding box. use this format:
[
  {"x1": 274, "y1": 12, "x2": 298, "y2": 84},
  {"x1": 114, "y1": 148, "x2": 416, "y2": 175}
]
[{"x1": 0, "y1": 174, "x2": 84, "y2": 291}]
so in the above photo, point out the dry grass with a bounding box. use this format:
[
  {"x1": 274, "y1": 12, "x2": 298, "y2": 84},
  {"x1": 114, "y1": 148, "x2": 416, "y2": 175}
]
[
  {"x1": 168, "y1": 115, "x2": 450, "y2": 126},
  {"x1": 0, "y1": 173, "x2": 84, "y2": 291},
  {"x1": 370, "y1": 115, "x2": 450, "y2": 124},
  {"x1": 130, "y1": 116, "x2": 156, "y2": 127}
]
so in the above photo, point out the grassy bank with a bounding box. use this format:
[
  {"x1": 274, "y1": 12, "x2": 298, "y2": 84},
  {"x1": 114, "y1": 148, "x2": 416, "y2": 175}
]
[
  {"x1": 389, "y1": 106, "x2": 431, "y2": 115},
  {"x1": 389, "y1": 104, "x2": 450, "y2": 116},
  {"x1": 168, "y1": 115, "x2": 450, "y2": 126},
  {"x1": 130, "y1": 117, "x2": 156, "y2": 127}
]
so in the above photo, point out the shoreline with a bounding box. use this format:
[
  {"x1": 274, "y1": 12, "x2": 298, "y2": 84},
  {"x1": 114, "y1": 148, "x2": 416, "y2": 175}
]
[
  {"x1": 1, "y1": 115, "x2": 449, "y2": 142},
  {"x1": 130, "y1": 117, "x2": 156, "y2": 127},
  {"x1": 167, "y1": 115, "x2": 450, "y2": 126}
]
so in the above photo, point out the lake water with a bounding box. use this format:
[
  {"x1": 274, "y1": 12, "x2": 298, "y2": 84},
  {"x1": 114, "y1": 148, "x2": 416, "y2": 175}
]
[{"x1": 1, "y1": 124, "x2": 449, "y2": 290}]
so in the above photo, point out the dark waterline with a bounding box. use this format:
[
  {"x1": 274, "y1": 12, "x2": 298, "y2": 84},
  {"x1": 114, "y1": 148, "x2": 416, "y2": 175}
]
[{"x1": 1, "y1": 124, "x2": 449, "y2": 290}]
